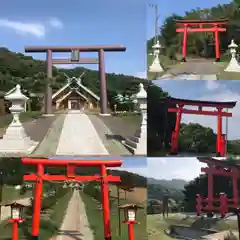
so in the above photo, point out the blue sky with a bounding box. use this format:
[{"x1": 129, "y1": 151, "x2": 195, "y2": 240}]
[
  {"x1": 48, "y1": 155, "x2": 146, "y2": 170},
  {"x1": 0, "y1": 0, "x2": 146, "y2": 77},
  {"x1": 147, "y1": 0, "x2": 232, "y2": 39},
  {"x1": 155, "y1": 80, "x2": 240, "y2": 140}
]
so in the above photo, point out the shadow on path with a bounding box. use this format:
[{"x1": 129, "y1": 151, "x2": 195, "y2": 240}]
[{"x1": 56, "y1": 230, "x2": 84, "y2": 240}]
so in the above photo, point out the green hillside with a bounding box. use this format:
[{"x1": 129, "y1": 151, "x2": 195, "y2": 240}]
[
  {"x1": 147, "y1": 2, "x2": 240, "y2": 60},
  {"x1": 0, "y1": 47, "x2": 147, "y2": 110}
]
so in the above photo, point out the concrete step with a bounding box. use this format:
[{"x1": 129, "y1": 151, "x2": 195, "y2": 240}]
[{"x1": 122, "y1": 139, "x2": 136, "y2": 154}]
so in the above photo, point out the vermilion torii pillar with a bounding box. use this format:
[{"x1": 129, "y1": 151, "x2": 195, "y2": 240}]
[
  {"x1": 25, "y1": 45, "x2": 126, "y2": 115},
  {"x1": 174, "y1": 19, "x2": 227, "y2": 62},
  {"x1": 168, "y1": 97, "x2": 236, "y2": 156},
  {"x1": 21, "y1": 158, "x2": 122, "y2": 240},
  {"x1": 197, "y1": 157, "x2": 240, "y2": 215}
]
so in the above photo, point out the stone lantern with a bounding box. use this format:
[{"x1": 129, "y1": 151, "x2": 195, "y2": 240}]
[
  {"x1": 123, "y1": 83, "x2": 147, "y2": 155},
  {"x1": 0, "y1": 84, "x2": 38, "y2": 155},
  {"x1": 224, "y1": 39, "x2": 240, "y2": 72},
  {"x1": 136, "y1": 83, "x2": 147, "y2": 135},
  {"x1": 148, "y1": 40, "x2": 164, "y2": 73}
]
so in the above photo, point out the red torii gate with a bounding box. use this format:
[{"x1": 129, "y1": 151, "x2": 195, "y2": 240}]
[
  {"x1": 168, "y1": 97, "x2": 236, "y2": 156},
  {"x1": 196, "y1": 157, "x2": 240, "y2": 217},
  {"x1": 21, "y1": 158, "x2": 122, "y2": 240},
  {"x1": 174, "y1": 19, "x2": 228, "y2": 62}
]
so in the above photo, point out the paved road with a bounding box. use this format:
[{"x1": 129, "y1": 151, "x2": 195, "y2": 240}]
[
  {"x1": 157, "y1": 74, "x2": 217, "y2": 80},
  {"x1": 157, "y1": 59, "x2": 220, "y2": 80},
  {"x1": 55, "y1": 190, "x2": 93, "y2": 240}
]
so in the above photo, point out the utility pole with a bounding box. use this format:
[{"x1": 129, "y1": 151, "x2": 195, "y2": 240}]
[
  {"x1": 0, "y1": 169, "x2": 4, "y2": 220},
  {"x1": 225, "y1": 109, "x2": 228, "y2": 157},
  {"x1": 149, "y1": 4, "x2": 159, "y2": 44}
]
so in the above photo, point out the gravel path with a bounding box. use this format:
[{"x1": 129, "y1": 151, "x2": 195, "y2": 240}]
[
  {"x1": 32, "y1": 114, "x2": 66, "y2": 156},
  {"x1": 87, "y1": 114, "x2": 131, "y2": 155},
  {"x1": 55, "y1": 190, "x2": 93, "y2": 240},
  {"x1": 56, "y1": 110, "x2": 108, "y2": 155}
]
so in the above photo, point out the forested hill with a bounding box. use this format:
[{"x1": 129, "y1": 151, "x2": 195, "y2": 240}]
[
  {"x1": 147, "y1": 1, "x2": 240, "y2": 59},
  {"x1": 148, "y1": 178, "x2": 187, "y2": 190},
  {"x1": 0, "y1": 47, "x2": 146, "y2": 96}
]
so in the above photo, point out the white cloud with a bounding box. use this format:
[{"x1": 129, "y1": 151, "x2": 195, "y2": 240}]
[
  {"x1": 49, "y1": 17, "x2": 63, "y2": 29},
  {"x1": 182, "y1": 86, "x2": 240, "y2": 140},
  {"x1": 0, "y1": 19, "x2": 45, "y2": 38},
  {"x1": 146, "y1": 158, "x2": 207, "y2": 181},
  {"x1": 205, "y1": 80, "x2": 220, "y2": 91}
]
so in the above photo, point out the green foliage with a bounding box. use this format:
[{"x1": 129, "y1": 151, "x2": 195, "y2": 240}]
[
  {"x1": 0, "y1": 47, "x2": 147, "y2": 112},
  {"x1": 147, "y1": 83, "x2": 175, "y2": 156},
  {"x1": 179, "y1": 123, "x2": 216, "y2": 153},
  {"x1": 147, "y1": 2, "x2": 240, "y2": 59}
]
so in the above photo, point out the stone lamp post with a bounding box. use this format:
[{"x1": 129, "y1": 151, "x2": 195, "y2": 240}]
[
  {"x1": 224, "y1": 39, "x2": 240, "y2": 72},
  {"x1": 0, "y1": 84, "x2": 38, "y2": 155},
  {"x1": 123, "y1": 83, "x2": 147, "y2": 155},
  {"x1": 148, "y1": 40, "x2": 164, "y2": 73}
]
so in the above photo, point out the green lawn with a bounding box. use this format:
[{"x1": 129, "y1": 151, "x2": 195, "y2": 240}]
[
  {"x1": 1, "y1": 185, "x2": 32, "y2": 203},
  {"x1": 0, "y1": 188, "x2": 73, "y2": 240},
  {"x1": 0, "y1": 111, "x2": 42, "y2": 128},
  {"x1": 147, "y1": 54, "x2": 179, "y2": 80},
  {"x1": 147, "y1": 213, "x2": 239, "y2": 240},
  {"x1": 81, "y1": 192, "x2": 147, "y2": 240}
]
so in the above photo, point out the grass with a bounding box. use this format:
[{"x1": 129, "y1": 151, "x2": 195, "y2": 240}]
[
  {"x1": 147, "y1": 213, "x2": 240, "y2": 240},
  {"x1": 0, "y1": 188, "x2": 73, "y2": 240},
  {"x1": 81, "y1": 191, "x2": 147, "y2": 240},
  {"x1": 1, "y1": 185, "x2": 32, "y2": 203},
  {"x1": 147, "y1": 54, "x2": 179, "y2": 80},
  {"x1": 0, "y1": 111, "x2": 42, "y2": 128}
]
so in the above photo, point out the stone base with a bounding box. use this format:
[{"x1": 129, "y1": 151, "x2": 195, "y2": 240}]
[
  {"x1": 148, "y1": 62, "x2": 164, "y2": 73},
  {"x1": 98, "y1": 113, "x2": 111, "y2": 117},
  {"x1": 122, "y1": 130, "x2": 146, "y2": 155},
  {"x1": 42, "y1": 114, "x2": 55, "y2": 117},
  {"x1": 0, "y1": 138, "x2": 38, "y2": 155},
  {"x1": 224, "y1": 58, "x2": 240, "y2": 72},
  {"x1": 0, "y1": 124, "x2": 38, "y2": 155}
]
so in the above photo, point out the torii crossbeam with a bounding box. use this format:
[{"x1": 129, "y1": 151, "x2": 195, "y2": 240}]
[
  {"x1": 25, "y1": 45, "x2": 126, "y2": 115},
  {"x1": 174, "y1": 19, "x2": 228, "y2": 61}
]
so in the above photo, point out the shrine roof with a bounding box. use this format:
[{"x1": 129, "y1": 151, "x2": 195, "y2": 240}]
[
  {"x1": 167, "y1": 97, "x2": 237, "y2": 108},
  {"x1": 197, "y1": 157, "x2": 240, "y2": 168},
  {"x1": 173, "y1": 18, "x2": 228, "y2": 24},
  {"x1": 25, "y1": 45, "x2": 126, "y2": 53}
]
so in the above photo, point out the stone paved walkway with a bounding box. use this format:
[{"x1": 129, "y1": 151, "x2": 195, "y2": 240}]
[
  {"x1": 157, "y1": 73, "x2": 217, "y2": 80},
  {"x1": 56, "y1": 110, "x2": 108, "y2": 155},
  {"x1": 55, "y1": 190, "x2": 93, "y2": 240},
  {"x1": 25, "y1": 111, "x2": 133, "y2": 156}
]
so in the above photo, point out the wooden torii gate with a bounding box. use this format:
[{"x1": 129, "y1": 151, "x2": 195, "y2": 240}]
[
  {"x1": 21, "y1": 158, "x2": 122, "y2": 240},
  {"x1": 25, "y1": 45, "x2": 126, "y2": 115},
  {"x1": 174, "y1": 19, "x2": 228, "y2": 62}
]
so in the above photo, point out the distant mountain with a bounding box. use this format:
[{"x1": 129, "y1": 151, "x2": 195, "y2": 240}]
[{"x1": 147, "y1": 178, "x2": 188, "y2": 190}]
